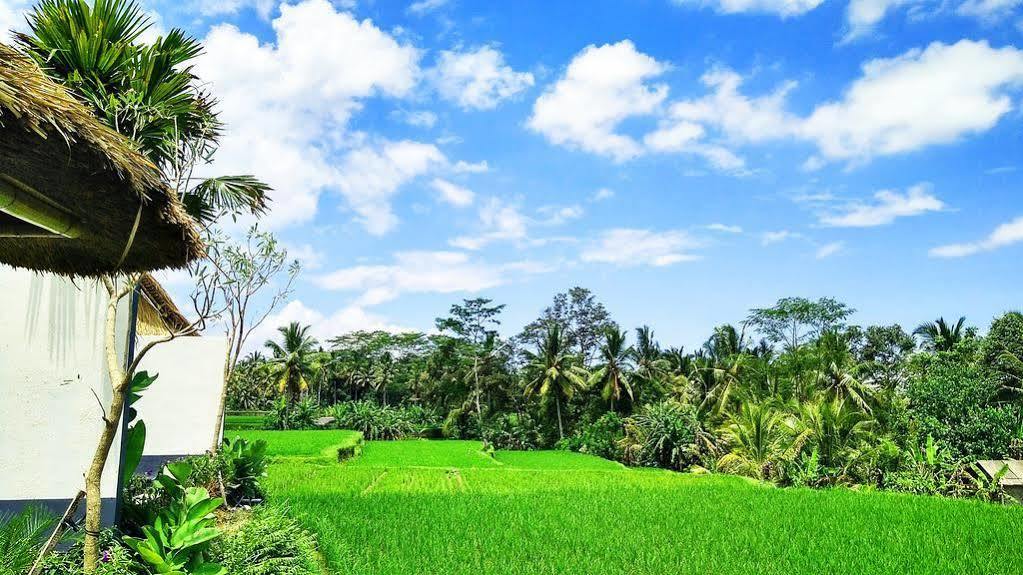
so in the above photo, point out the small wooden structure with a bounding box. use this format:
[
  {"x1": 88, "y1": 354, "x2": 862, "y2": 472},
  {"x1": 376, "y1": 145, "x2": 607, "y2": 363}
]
[{"x1": 975, "y1": 460, "x2": 1023, "y2": 501}]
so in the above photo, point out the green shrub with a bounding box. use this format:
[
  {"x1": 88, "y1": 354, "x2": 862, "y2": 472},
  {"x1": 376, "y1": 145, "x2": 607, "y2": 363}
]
[
  {"x1": 482, "y1": 413, "x2": 542, "y2": 450},
  {"x1": 0, "y1": 505, "x2": 56, "y2": 575},
  {"x1": 622, "y1": 401, "x2": 700, "y2": 470},
  {"x1": 210, "y1": 507, "x2": 321, "y2": 575},
  {"x1": 222, "y1": 437, "x2": 269, "y2": 504},
  {"x1": 558, "y1": 412, "x2": 626, "y2": 461},
  {"x1": 982, "y1": 311, "x2": 1023, "y2": 394},
  {"x1": 325, "y1": 401, "x2": 440, "y2": 440},
  {"x1": 40, "y1": 531, "x2": 139, "y2": 575}
]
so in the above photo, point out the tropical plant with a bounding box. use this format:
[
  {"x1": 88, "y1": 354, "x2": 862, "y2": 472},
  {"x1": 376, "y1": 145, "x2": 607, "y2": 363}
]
[
  {"x1": 589, "y1": 328, "x2": 635, "y2": 412},
  {"x1": 123, "y1": 462, "x2": 226, "y2": 575},
  {"x1": 0, "y1": 505, "x2": 57, "y2": 575},
  {"x1": 209, "y1": 506, "x2": 320, "y2": 575},
  {"x1": 221, "y1": 437, "x2": 268, "y2": 504},
  {"x1": 622, "y1": 400, "x2": 700, "y2": 469},
  {"x1": 793, "y1": 398, "x2": 874, "y2": 476},
  {"x1": 17, "y1": 0, "x2": 269, "y2": 225},
  {"x1": 717, "y1": 401, "x2": 791, "y2": 480},
  {"x1": 914, "y1": 317, "x2": 967, "y2": 352},
  {"x1": 523, "y1": 323, "x2": 589, "y2": 439},
  {"x1": 265, "y1": 322, "x2": 319, "y2": 406}
]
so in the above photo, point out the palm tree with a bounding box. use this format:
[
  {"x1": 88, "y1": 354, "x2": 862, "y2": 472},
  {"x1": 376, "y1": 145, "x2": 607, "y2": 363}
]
[
  {"x1": 717, "y1": 401, "x2": 790, "y2": 480},
  {"x1": 589, "y1": 328, "x2": 635, "y2": 412},
  {"x1": 914, "y1": 317, "x2": 967, "y2": 352},
  {"x1": 793, "y1": 398, "x2": 874, "y2": 473},
  {"x1": 265, "y1": 322, "x2": 319, "y2": 406},
  {"x1": 18, "y1": 0, "x2": 269, "y2": 225},
  {"x1": 633, "y1": 325, "x2": 670, "y2": 395},
  {"x1": 523, "y1": 323, "x2": 588, "y2": 439}
]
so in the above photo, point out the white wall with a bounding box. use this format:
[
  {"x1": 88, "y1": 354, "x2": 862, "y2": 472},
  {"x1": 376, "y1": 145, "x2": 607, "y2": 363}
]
[
  {"x1": 134, "y1": 336, "x2": 227, "y2": 460},
  {"x1": 0, "y1": 267, "x2": 131, "y2": 505}
]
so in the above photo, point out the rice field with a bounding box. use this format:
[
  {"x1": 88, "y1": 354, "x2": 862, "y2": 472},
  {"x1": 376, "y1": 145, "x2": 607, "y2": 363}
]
[{"x1": 247, "y1": 432, "x2": 1023, "y2": 575}]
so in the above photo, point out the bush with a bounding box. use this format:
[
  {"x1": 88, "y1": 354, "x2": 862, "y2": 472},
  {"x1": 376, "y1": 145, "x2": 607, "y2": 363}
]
[
  {"x1": 982, "y1": 311, "x2": 1023, "y2": 392},
  {"x1": 40, "y1": 531, "x2": 139, "y2": 575},
  {"x1": 907, "y1": 357, "x2": 1019, "y2": 460},
  {"x1": 264, "y1": 397, "x2": 319, "y2": 430},
  {"x1": 324, "y1": 401, "x2": 439, "y2": 440},
  {"x1": 210, "y1": 506, "x2": 321, "y2": 575},
  {"x1": 482, "y1": 413, "x2": 542, "y2": 450},
  {"x1": 1, "y1": 505, "x2": 57, "y2": 575},
  {"x1": 621, "y1": 401, "x2": 700, "y2": 470},
  {"x1": 558, "y1": 412, "x2": 626, "y2": 461}
]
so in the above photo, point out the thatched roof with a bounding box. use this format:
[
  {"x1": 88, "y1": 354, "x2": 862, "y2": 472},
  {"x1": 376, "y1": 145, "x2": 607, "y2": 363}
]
[
  {"x1": 0, "y1": 42, "x2": 203, "y2": 276},
  {"x1": 138, "y1": 273, "x2": 195, "y2": 336}
]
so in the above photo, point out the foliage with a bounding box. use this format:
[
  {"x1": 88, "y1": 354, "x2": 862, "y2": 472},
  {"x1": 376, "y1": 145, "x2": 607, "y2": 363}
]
[
  {"x1": 123, "y1": 462, "x2": 225, "y2": 575},
  {"x1": 982, "y1": 311, "x2": 1023, "y2": 397},
  {"x1": 558, "y1": 412, "x2": 626, "y2": 461},
  {"x1": 481, "y1": 413, "x2": 542, "y2": 451},
  {"x1": 209, "y1": 507, "x2": 320, "y2": 575},
  {"x1": 519, "y1": 287, "x2": 614, "y2": 365},
  {"x1": 265, "y1": 323, "x2": 319, "y2": 405},
  {"x1": 914, "y1": 317, "x2": 970, "y2": 353},
  {"x1": 622, "y1": 400, "x2": 700, "y2": 470},
  {"x1": 40, "y1": 531, "x2": 139, "y2": 575},
  {"x1": 716, "y1": 401, "x2": 791, "y2": 480},
  {"x1": 523, "y1": 323, "x2": 589, "y2": 439},
  {"x1": 324, "y1": 401, "x2": 439, "y2": 440},
  {"x1": 747, "y1": 297, "x2": 855, "y2": 350},
  {"x1": 0, "y1": 505, "x2": 56, "y2": 575},
  {"x1": 222, "y1": 437, "x2": 268, "y2": 504}
]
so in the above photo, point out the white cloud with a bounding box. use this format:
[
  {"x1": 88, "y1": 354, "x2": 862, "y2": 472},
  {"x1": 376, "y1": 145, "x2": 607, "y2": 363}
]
[
  {"x1": 581, "y1": 228, "x2": 702, "y2": 266},
  {"x1": 397, "y1": 110, "x2": 438, "y2": 128},
  {"x1": 430, "y1": 178, "x2": 475, "y2": 207},
  {"x1": 283, "y1": 243, "x2": 325, "y2": 270},
  {"x1": 930, "y1": 216, "x2": 1023, "y2": 257},
  {"x1": 670, "y1": 0, "x2": 823, "y2": 17},
  {"x1": 452, "y1": 160, "x2": 490, "y2": 173},
  {"x1": 432, "y1": 46, "x2": 534, "y2": 110},
  {"x1": 537, "y1": 204, "x2": 584, "y2": 225},
  {"x1": 801, "y1": 40, "x2": 1023, "y2": 163},
  {"x1": 707, "y1": 223, "x2": 743, "y2": 233},
  {"x1": 195, "y1": 0, "x2": 421, "y2": 229},
  {"x1": 761, "y1": 230, "x2": 802, "y2": 245},
  {"x1": 590, "y1": 188, "x2": 616, "y2": 202},
  {"x1": 529, "y1": 40, "x2": 669, "y2": 162},
  {"x1": 819, "y1": 184, "x2": 944, "y2": 227},
  {"x1": 195, "y1": 0, "x2": 278, "y2": 20},
  {"x1": 313, "y1": 251, "x2": 549, "y2": 305},
  {"x1": 0, "y1": 0, "x2": 30, "y2": 42},
  {"x1": 957, "y1": 0, "x2": 1022, "y2": 19},
  {"x1": 335, "y1": 140, "x2": 446, "y2": 235},
  {"x1": 408, "y1": 0, "x2": 449, "y2": 15},
  {"x1": 844, "y1": 0, "x2": 919, "y2": 40},
  {"x1": 249, "y1": 300, "x2": 410, "y2": 351},
  {"x1": 450, "y1": 197, "x2": 529, "y2": 249},
  {"x1": 815, "y1": 241, "x2": 845, "y2": 259}
]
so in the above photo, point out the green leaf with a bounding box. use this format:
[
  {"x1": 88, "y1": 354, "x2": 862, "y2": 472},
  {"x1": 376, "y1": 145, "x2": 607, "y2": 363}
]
[{"x1": 121, "y1": 420, "x2": 146, "y2": 485}]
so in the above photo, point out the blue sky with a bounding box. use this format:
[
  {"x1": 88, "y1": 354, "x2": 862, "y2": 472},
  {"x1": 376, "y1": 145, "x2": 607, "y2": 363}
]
[{"x1": 6, "y1": 0, "x2": 1022, "y2": 349}]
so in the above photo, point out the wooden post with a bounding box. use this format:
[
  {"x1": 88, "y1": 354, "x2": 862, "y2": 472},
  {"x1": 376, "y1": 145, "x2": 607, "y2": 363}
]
[{"x1": 27, "y1": 490, "x2": 86, "y2": 575}]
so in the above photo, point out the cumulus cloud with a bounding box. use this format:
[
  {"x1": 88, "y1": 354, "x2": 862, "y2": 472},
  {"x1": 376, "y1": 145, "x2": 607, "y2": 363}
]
[
  {"x1": 248, "y1": 300, "x2": 410, "y2": 351},
  {"x1": 650, "y1": 40, "x2": 1023, "y2": 170},
  {"x1": 313, "y1": 251, "x2": 550, "y2": 305},
  {"x1": 957, "y1": 0, "x2": 1022, "y2": 19},
  {"x1": 581, "y1": 228, "x2": 702, "y2": 266},
  {"x1": 529, "y1": 40, "x2": 669, "y2": 162},
  {"x1": 930, "y1": 216, "x2": 1023, "y2": 257},
  {"x1": 670, "y1": 0, "x2": 824, "y2": 18},
  {"x1": 335, "y1": 140, "x2": 446, "y2": 235},
  {"x1": 537, "y1": 204, "x2": 584, "y2": 225},
  {"x1": 195, "y1": 0, "x2": 421, "y2": 229},
  {"x1": 431, "y1": 178, "x2": 475, "y2": 207},
  {"x1": 431, "y1": 46, "x2": 534, "y2": 110},
  {"x1": 844, "y1": 0, "x2": 919, "y2": 40},
  {"x1": 819, "y1": 184, "x2": 945, "y2": 227}
]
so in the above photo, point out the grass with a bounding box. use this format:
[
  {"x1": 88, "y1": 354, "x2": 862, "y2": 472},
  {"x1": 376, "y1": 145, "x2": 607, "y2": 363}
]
[
  {"x1": 253, "y1": 433, "x2": 1023, "y2": 574},
  {"x1": 224, "y1": 412, "x2": 268, "y2": 430}
]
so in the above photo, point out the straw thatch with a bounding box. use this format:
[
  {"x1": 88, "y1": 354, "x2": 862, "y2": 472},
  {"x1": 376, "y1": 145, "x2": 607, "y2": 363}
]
[
  {"x1": 0, "y1": 42, "x2": 203, "y2": 276},
  {"x1": 138, "y1": 273, "x2": 195, "y2": 336}
]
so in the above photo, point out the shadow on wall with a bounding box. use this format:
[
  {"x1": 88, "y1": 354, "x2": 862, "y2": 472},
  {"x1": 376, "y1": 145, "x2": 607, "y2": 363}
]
[{"x1": 24, "y1": 272, "x2": 104, "y2": 367}]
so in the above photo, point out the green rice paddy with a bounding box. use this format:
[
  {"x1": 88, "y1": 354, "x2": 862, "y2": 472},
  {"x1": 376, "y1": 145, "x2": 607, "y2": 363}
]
[{"x1": 243, "y1": 431, "x2": 1023, "y2": 575}]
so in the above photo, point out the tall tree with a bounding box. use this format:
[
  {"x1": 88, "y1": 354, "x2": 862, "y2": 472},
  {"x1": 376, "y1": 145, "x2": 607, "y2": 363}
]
[
  {"x1": 520, "y1": 287, "x2": 614, "y2": 366},
  {"x1": 589, "y1": 328, "x2": 635, "y2": 412},
  {"x1": 523, "y1": 324, "x2": 588, "y2": 439},
  {"x1": 747, "y1": 297, "x2": 855, "y2": 351},
  {"x1": 265, "y1": 323, "x2": 319, "y2": 407},
  {"x1": 436, "y1": 298, "x2": 505, "y2": 346}
]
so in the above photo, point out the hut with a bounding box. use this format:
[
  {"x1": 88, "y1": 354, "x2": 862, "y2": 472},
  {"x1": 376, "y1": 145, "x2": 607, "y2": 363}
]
[{"x1": 0, "y1": 42, "x2": 213, "y2": 523}]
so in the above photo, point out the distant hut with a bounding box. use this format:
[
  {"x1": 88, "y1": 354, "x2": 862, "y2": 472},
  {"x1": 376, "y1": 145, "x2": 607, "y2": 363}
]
[{"x1": 0, "y1": 42, "x2": 221, "y2": 523}]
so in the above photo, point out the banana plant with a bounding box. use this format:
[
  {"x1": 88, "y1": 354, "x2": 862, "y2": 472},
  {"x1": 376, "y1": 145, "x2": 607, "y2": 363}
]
[{"x1": 124, "y1": 462, "x2": 226, "y2": 575}]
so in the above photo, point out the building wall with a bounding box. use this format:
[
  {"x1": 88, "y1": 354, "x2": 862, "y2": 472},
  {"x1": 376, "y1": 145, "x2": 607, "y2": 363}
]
[
  {"x1": 0, "y1": 267, "x2": 132, "y2": 521},
  {"x1": 134, "y1": 335, "x2": 227, "y2": 472}
]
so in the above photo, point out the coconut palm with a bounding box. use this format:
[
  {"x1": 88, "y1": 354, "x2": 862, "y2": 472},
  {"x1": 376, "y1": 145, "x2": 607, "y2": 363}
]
[
  {"x1": 589, "y1": 328, "x2": 635, "y2": 412},
  {"x1": 633, "y1": 325, "x2": 670, "y2": 396},
  {"x1": 913, "y1": 317, "x2": 967, "y2": 352},
  {"x1": 523, "y1": 323, "x2": 588, "y2": 439},
  {"x1": 17, "y1": 0, "x2": 269, "y2": 225},
  {"x1": 793, "y1": 398, "x2": 874, "y2": 473},
  {"x1": 265, "y1": 322, "x2": 319, "y2": 405},
  {"x1": 717, "y1": 401, "x2": 790, "y2": 480}
]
